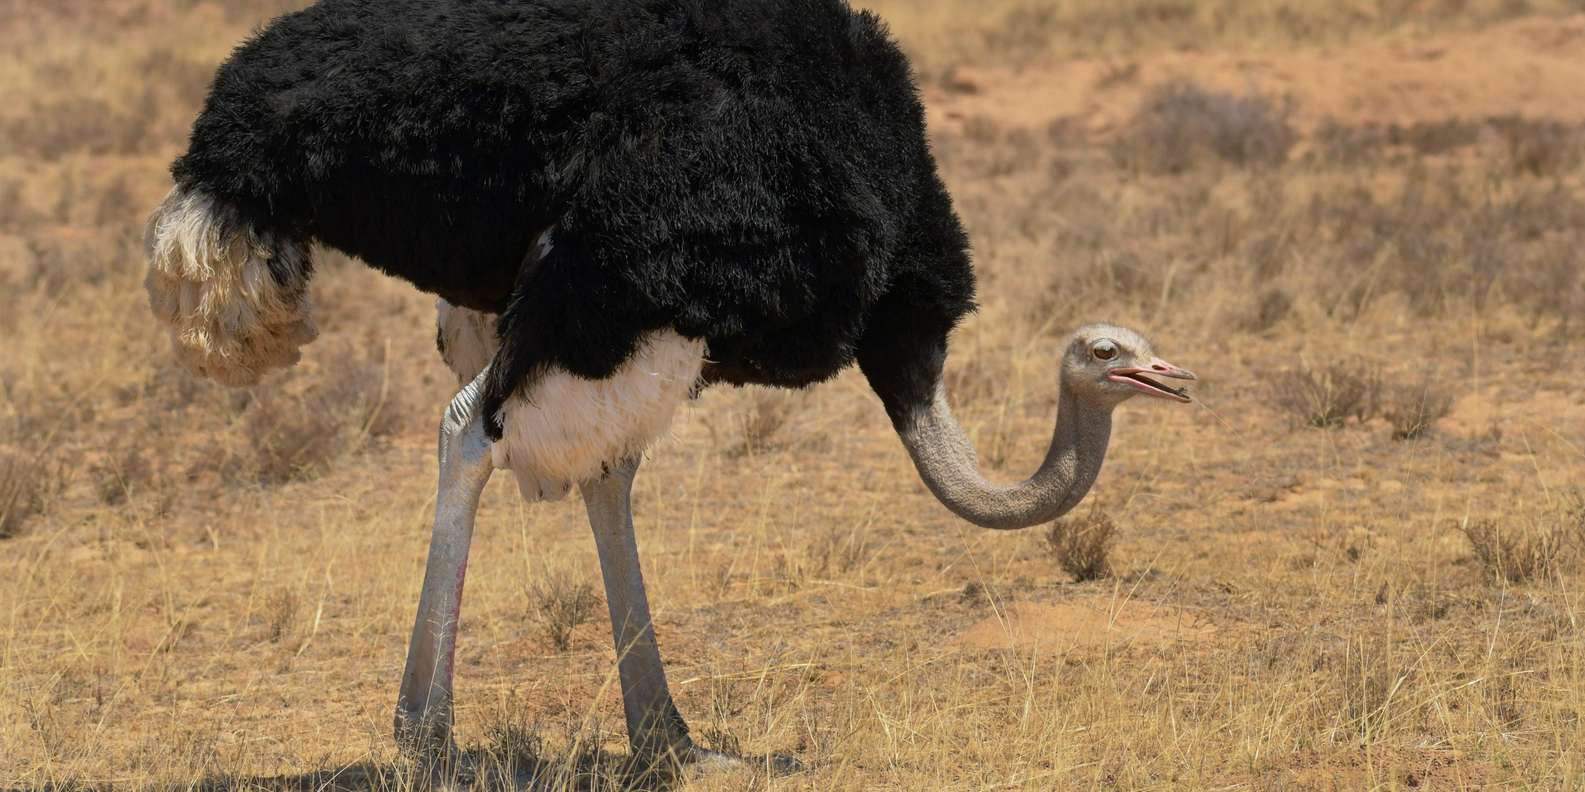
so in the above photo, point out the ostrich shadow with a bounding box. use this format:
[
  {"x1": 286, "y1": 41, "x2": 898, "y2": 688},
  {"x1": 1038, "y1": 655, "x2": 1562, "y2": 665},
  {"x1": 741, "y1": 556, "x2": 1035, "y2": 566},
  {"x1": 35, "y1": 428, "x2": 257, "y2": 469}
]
[{"x1": 184, "y1": 746, "x2": 679, "y2": 792}]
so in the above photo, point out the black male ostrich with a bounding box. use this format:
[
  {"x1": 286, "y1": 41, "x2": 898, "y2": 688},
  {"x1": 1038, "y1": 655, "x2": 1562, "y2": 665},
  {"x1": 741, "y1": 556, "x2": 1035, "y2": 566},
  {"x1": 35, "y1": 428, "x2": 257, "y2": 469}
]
[{"x1": 144, "y1": 0, "x2": 1196, "y2": 773}]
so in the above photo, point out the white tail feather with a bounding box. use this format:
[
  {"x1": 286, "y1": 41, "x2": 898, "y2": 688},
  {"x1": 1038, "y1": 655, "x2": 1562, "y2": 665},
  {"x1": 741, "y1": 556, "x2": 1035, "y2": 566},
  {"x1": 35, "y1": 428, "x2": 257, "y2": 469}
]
[{"x1": 144, "y1": 186, "x2": 316, "y2": 386}]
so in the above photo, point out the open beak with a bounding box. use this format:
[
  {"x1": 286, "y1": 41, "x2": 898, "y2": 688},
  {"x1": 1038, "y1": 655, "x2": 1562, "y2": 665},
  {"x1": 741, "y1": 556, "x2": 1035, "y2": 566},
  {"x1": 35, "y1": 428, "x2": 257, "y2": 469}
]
[{"x1": 1107, "y1": 358, "x2": 1197, "y2": 403}]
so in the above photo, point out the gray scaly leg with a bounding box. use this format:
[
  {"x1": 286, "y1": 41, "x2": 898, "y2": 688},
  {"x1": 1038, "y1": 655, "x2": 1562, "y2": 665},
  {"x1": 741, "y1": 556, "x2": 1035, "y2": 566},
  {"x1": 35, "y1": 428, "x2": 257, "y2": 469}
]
[
  {"x1": 394, "y1": 369, "x2": 495, "y2": 763},
  {"x1": 581, "y1": 458, "x2": 806, "y2": 777},
  {"x1": 579, "y1": 458, "x2": 696, "y2": 767}
]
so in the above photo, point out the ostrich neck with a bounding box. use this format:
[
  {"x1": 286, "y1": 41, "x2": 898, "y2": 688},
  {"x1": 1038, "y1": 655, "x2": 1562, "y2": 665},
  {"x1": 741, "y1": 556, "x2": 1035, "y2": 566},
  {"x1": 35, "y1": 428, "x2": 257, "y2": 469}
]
[{"x1": 897, "y1": 379, "x2": 1113, "y2": 531}]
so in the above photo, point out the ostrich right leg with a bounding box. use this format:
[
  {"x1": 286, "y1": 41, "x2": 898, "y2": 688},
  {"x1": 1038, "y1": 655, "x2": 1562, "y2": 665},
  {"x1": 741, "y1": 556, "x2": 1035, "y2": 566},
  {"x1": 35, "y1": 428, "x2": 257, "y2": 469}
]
[
  {"x1": 579, "y1": 457, "x2": 694, "y2": 766},
  {"x1": 580, "y1": 459, "x2": 802, "y2": 776},
  {"x1": 394, "y1": 368, "x2": 495, "y2": 761}
]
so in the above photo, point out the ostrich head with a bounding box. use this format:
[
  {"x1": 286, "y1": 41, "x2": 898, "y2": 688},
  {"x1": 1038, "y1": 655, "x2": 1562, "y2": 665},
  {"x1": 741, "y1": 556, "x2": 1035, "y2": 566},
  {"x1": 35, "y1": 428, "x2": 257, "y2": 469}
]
[
  {"x1": 890, "y1": 321, "x2": 1197, "y2": 531},
  {"x1": 1061, "y1": 323, "x2": 1197, "y2": 409}
]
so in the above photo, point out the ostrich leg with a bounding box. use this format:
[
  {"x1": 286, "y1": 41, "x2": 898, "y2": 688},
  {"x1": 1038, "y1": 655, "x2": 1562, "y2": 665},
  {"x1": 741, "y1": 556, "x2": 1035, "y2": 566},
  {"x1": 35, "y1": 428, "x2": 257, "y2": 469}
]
[
  {"x1": 394, "y1": 369, "x2": 495, "y2": 760},
  {"x1": 578, "y1": 458, "x2": 694, "y2": 766}
]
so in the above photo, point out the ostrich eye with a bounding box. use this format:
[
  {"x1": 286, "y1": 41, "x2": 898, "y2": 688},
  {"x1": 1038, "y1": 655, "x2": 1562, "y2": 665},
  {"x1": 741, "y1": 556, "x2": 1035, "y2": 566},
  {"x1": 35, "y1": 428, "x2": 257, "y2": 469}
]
[{"x1": 1091, "y1": 340, "x2": 1119, "y2": 361}]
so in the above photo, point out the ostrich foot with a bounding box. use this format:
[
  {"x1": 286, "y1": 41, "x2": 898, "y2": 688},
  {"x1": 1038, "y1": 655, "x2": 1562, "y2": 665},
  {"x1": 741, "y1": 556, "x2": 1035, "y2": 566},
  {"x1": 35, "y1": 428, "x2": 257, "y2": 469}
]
[
  {"x1": 686, "y1": 745, "x2": 806, "y2": 776},
  {"x1": 393, "y1": 716, "x2": 476, "y2": 789},
  {"x1": 395, "y1": 736, "x2": 475, "y2": 788}
]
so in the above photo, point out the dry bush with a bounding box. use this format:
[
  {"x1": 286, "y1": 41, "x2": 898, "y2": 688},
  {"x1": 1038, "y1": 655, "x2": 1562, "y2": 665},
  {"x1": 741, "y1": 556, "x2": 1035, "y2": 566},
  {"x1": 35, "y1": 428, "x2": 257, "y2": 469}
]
[
  {"x1": 262, "y1": 588, "x2": 298, "y2": 644},
  {"x1": 1270, "y1": 359, "x2": 1381, "y2": 429},
  {"x1": 0, "y1": 406, "x2": 69, "y2": 540},
  {"x1": 1046, "y1": 511, "x2": 1116, "y2": 582},
  {"x1": 1, "y1": 97, "x2": 152, "y2": 160},
  {"x1": 528, "y1": 571, "x2": 599, "y2": 652},
  {"x1": 724, "y1": 388, "x2": 799, "y2": 458},
  {"x1": 1311, "y1": 118, "x2": 1391, "y2": 167},
  {"x1": 1295, "y1": 168, "x2": 1585, "y2": 322},
  {"x1": 0, "y1": 450, "x2": 50, "y2": 540},
  {"x1": 1458, "y1": 518, "x2": 1567, "y2": 584},
  {"x1": 865, "y1": 0, "x2": 1576, "y2": 71},
  {"x1": 1239, "y1": 288, "x2": 1294, "y2": 335},
  {"x1": 1388, "y1": 118, "x2": 1484, "y2": 156},
  {"x1": 88, "y1": 428, "x2": 172, "y2": 508},
  {"x1": 1112, "y1": 81, "x2": 1295, "y2": 173},
  {"x1": 1382, "y1": 379, "x2": 1455, "y2": 440},
  {"x1": 0, "y1": 177, "x2": 38, "y2": 230},
  {"x1": 479, "y1": 700, "x2": 546, "y2": 781},
  {"x1": 1490, "y1": 116, "x2": 1585, "y2": 176}
]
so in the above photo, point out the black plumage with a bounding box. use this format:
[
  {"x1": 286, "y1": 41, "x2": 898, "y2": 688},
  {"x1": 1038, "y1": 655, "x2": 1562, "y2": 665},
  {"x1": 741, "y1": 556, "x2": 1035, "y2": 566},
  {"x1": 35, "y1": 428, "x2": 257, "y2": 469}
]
[{"x1": 171, "y1": 0, "x2": 976, "y2": 434}]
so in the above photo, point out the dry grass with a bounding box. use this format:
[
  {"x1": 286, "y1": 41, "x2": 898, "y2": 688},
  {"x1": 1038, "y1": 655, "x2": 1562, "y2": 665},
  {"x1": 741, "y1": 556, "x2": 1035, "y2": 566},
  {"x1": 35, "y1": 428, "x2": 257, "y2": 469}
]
[
  {"x1": 863, "y1": 0, "x2": 1585, "y2": 70},
  {"x1": 4, "y1": 1, "x2": 1585, "y2": 790},
  {"x1": 241, "y1": 342, "x2": 406, "y2": 485}
]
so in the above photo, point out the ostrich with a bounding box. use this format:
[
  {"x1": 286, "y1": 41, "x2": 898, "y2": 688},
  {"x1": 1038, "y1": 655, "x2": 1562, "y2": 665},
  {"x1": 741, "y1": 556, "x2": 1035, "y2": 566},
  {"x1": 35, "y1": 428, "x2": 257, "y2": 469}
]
[{"x1": 143, "y1": 0, "x2": 1197, "y2": 773}]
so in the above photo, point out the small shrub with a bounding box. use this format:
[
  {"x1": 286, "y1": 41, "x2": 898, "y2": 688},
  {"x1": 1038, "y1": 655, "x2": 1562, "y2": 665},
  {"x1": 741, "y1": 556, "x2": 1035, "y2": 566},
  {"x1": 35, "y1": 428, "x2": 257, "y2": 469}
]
[
  {"x1": 480, "y1": 703, "x2": 544, "y2": 778},
  {"x1": 725, "y1": 389, "x2": 797, "y2": 458},
  {"x1": 1239, "y1": 288, "x2": 1293, "y2": 335},
  {"x1": 1388, "y1": 118, "x2": 1482, "y2": 156},
  {"x1": 1311, "y1": 119, "x2": 1389, "y2": 167},
  {"x1": 528, "y1": 571, "x2": 600, "y2": 652},
  {"x1": 1046, "y1": 511, "x2": 1116, "y2": 582},
  {"x1": 263, "y1": 588, "x2": 299, "y2": 644},
  {"x1": 0, "y1": 450, "x2": 48, "y2": 539},
  {"x1": 1565, "y1": 489, "x2": 1585, "y2": 536},
  {"x1": 1270, "y1": 359, "x2": 1381, "y2": 429},
  {"x1": 242, "y1": 345, "x2": 403, "y2": 484},
  {"x1": 1490, "y1": 116, "x2": 1585, "y2": 176},
  {"x1": 90, "y1": 441, "x2": 158, "y2": 505},
  {"x1": 1458, "y1": 518, "x2": 1565, "y2": 584},
  {"x1": 1383, "y1": 379, "x2": 1455, "y2": 440},
  {"x1": 1112, "y1": 81, "x2": 1295, "y2": 173}
]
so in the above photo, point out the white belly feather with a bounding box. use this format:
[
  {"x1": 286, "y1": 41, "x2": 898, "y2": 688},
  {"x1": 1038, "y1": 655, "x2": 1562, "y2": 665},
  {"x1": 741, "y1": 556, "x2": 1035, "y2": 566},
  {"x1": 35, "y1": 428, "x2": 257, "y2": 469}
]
[{"x1": 435, "y1": 300, "x2": 704, "y2": 501}]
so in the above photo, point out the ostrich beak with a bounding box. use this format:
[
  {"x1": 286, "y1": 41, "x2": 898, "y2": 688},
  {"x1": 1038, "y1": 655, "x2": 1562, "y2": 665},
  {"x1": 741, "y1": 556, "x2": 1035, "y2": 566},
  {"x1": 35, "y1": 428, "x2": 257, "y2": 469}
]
[{"x1": 1107, "y1": 358, "x2": 1197, "y2": 402}]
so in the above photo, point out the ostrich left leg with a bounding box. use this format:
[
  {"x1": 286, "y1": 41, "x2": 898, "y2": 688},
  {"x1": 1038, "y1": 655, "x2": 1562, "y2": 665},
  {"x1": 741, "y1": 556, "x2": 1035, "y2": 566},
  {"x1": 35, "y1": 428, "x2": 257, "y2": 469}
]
[{"x1": 394, "y1": 369, "x2": 495, "y2": 760}]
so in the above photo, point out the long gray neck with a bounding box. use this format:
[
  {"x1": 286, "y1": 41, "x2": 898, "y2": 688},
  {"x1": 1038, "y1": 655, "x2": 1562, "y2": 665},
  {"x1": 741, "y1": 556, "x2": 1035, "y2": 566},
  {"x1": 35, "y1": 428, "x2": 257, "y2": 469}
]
[{"x1": 895, "y1": 379, "x2": 1114, "y2": 530}]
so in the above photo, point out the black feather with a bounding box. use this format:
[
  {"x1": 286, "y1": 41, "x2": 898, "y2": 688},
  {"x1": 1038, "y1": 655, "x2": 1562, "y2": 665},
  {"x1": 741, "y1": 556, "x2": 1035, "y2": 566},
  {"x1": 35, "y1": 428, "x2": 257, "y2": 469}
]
[{"x1": 170, "y1": 0, "x2": 976, "y2": 434}]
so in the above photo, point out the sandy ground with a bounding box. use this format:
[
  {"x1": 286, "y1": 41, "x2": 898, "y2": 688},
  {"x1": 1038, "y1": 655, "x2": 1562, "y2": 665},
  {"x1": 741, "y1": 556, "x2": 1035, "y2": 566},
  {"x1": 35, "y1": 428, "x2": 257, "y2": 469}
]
[{"x1": 924, "y1": 14, "x2": 1585, "y2": 136}]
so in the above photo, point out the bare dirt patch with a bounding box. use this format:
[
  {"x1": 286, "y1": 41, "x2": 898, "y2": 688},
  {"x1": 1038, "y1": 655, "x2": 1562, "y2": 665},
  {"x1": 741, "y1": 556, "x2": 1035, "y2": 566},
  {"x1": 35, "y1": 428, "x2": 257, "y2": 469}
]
[
  {"x1": 925, "y1": 15, "x2": 1585, "y2": 137},
  {"x1": 954, "y1": 597, "x2": 1218, "y2": 653}
]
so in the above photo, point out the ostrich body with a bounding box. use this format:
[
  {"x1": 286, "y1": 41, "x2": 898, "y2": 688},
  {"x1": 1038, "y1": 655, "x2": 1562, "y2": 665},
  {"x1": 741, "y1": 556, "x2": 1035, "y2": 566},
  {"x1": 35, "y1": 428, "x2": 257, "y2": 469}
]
[{"x1": 143, "y1": 0, "x2": 1197, "y2": 771}]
